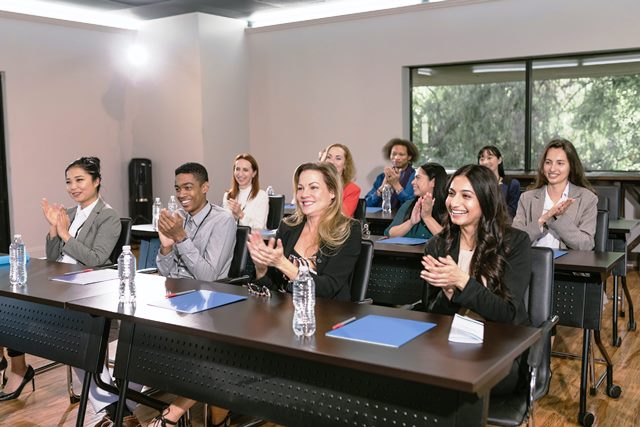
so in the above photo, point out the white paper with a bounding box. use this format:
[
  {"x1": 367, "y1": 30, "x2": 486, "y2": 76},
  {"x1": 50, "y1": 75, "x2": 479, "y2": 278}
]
[{"x1": 448, "y1": 313, "x2": 484, "y2": 344}]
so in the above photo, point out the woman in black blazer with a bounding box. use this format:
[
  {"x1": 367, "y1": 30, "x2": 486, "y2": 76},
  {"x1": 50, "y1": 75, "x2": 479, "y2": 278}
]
[
  {"x1": 248, "y1": 161, "x2": 361, "y2": 301},
  {"x1": 148, "y1": 162, "x2": 362, "y2": 427},
  {"x1": 420, "y1": 164, "x2": 531, "y2": 396}
]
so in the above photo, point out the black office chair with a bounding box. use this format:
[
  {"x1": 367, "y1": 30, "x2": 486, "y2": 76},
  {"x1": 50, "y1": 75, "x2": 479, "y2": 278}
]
[
  {"x1": 593, "y1": 185, "x2": 620, "y2": 220},
  {"x1": 351, "y1": 240, "x2": 374, "y2": 304},
  {"x1": 353, "y1": 198, "x2": 366, "y2": 222},
  {"x1": 594, "y1": 209, "x2": 609, "y2": 252},
  {"x1": 488, "y1": 247, "x2": 559, "y2": 427},
  {"x1": 266, "y1": 195, "x2": 285, "y2": 230},
  {"x1": 219, "y1": 226, "x2": 251, "y2": 284},
  {"x1": 109, "y1": 217, "x2": 132, "y2": 264}
]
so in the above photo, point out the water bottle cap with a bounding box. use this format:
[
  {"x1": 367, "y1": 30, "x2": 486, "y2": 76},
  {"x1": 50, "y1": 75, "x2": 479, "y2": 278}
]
[
  {"x1": 123, "y1": 245, "x2": 131, "y2": 251},
  {"x1": 13, "y1": 234, "x2": 22, "y2": 239},
  {"x1": 155, "y1": 197, "x2": 160, "y2": 202}
]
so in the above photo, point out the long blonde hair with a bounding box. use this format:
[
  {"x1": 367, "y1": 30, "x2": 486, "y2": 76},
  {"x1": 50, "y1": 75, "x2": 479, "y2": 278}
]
[{"x1": 285, "y1": 162, "x2": 354, "y2": 253}]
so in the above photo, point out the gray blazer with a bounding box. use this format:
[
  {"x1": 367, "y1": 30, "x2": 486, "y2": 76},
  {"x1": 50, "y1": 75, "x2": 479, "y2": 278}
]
[
  {"x1": 512, "y1": 184, "x2": 597, "y2": 250},
  {"x1": 45, "y1": 198, "x2": 121, "y2": 266}
]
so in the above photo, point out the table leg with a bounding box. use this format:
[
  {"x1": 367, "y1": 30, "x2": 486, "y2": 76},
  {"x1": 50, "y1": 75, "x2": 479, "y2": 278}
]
[
  {"x1": 75, "y1": 369, "x2": 93, "y2": 427},
  {"x1": 578, "y1": 329, "x2": 595, "y2": 426},
  {"x1": 114, "y1": 323, "x2": 136, "y2": 427},
  {"x1": 621, "y1": 276, "x2": 636, "y2": 331},
  {"x1": 592, "y1": 331, "x2": 622, "y2": 399},
  {"x1": 612, "y1": 276, "x2": 621, "y2": 346}
]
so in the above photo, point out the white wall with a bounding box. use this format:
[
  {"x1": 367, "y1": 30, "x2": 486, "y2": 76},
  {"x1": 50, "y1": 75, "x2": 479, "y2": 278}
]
[
  {"x1": 199, "y1": 13, "x2": 250, "y2": 202},
  {"x1": 247, "y1": 0, "x2": 640, "y2": 200},
  {"x1": 0, "y1": 13, "x2": 135, "y2": 255},
  {"x1": 129, "y1": 14, "x2": 205, "y2": 203}
]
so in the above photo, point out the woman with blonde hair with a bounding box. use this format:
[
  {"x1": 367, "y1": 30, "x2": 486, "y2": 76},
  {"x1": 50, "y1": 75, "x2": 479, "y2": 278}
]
[
  {"x1": 321, "y1": 143, "x2": 361, "y2": 217},
  {"x1": 247, "y1": 162, "x2": 362, "y2": 300}
]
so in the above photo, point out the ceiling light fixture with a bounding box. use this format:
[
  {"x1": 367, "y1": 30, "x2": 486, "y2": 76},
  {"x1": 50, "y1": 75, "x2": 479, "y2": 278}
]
[
  {"x1": 582, "y1": 54, "x2": 640, "y2": 66},
  {"x1": 249, "y1": 0, "x2": 424, "y2": 28}
]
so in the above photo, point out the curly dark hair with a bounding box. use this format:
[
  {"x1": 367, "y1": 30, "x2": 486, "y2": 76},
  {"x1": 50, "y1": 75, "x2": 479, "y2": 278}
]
[
  {"x1": 441, "y1": 164, "x2": 512, "y2": 299},
  {"x1": 382, "y1": 138, "x2": 419, "y2": 163}
]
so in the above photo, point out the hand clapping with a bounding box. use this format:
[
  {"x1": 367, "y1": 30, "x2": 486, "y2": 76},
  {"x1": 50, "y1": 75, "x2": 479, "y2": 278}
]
[
  {"x1": 246, "y1": 230, "x2": 285, "y2": 272},
  {"x1": 226, "y1": 198, "x2": 243, "y2": 220},
  {"x1": 157, "y1": 209, "x2": 186, "y2": 250},
  {"x1": 420, "y1": 255, "x2": 470, "y2": 300}
]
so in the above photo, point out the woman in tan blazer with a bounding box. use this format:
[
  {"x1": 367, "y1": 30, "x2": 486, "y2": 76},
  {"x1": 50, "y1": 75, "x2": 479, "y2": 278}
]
[{"x1": 513, "y1": 138, "x2": 597, "y2": 250}]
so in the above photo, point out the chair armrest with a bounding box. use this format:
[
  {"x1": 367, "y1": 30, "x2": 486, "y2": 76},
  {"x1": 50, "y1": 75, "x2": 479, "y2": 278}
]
[{"x1": 527, "y1": 315, "x2": 560, "y2": 368}]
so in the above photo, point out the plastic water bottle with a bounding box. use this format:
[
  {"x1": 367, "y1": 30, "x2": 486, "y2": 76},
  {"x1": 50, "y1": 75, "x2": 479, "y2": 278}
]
[
  {"x1": 167, "y1": 195, "x2": 178, "y2": 213},
  {"x1": 152, "y1": 197, "x2": 162, "y2": 230},
  {"x1": 292, "y1": 265, "x2": 316, "y2": 337},
  {"x1": 118, "y1": 245, "x2": 136, "y2": 304},
  {"x1": 266, "y1": 185, "x2": 275, "y2": 196},
  {"x1": 382, "y1": 184, "x2": 392, "y2": 214},
  {"x1": 9, "y1": 234, "x2": 27, "y2": 286}
]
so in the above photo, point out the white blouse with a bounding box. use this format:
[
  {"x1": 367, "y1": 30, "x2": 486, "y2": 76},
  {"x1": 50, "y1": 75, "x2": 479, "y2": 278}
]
[{"x1": 223, "y1": 187, "x2": 269, "y2": 230}]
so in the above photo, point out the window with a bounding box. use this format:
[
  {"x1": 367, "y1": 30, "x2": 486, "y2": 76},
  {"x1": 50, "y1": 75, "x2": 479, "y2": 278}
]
[{"x1": 410, "y1": 51, "x2": 640, "y2": 172}]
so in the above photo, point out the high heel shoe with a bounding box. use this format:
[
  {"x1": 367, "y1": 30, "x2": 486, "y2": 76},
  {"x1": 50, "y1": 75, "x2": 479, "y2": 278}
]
[
  {"x1": 0, "y1": 365, "x2": 35, "y2": 401},
  {"x1": 149, "y1": 407, "x2": 178, "y2": 427},
  {"x1": 0, "y1": 357, "x2": 7, "y2": 388}
]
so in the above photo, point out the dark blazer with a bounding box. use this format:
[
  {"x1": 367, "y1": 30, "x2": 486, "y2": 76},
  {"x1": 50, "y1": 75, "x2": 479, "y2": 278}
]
[
  {"x1": 512, "y1": 184, "x2": 597, "y2": 250},
  {"x1": 255, "y1": 219, "x2": 362, "y2": 301},
  {"x1": 501, "y1": 178, "x2": 521, "y2": 218},
  {"x1": 45, "y1": 198, "x2": 121, "y2": 267},
  {"x1": 422, "y1": 227, "x2": 531, "y2": 326}
]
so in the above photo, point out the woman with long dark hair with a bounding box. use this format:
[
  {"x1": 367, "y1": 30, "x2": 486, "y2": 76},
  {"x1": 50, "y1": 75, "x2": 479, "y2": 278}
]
[
  {"x1": 420, "y1": 164, "x2": 531, "y2": 395},
  {"x1": 477, "y1": 145, "x2": 520, "y2": 218},
  {"x1": 384, "y1": 163, "x2": 447, "y2": 239},
  {"x1": 513, "y1": 138, "x2": 597, "y2": 250}
]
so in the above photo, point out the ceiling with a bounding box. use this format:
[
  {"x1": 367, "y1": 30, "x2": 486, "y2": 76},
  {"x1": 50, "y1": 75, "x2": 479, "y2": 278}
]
[{"x1": 2, "y1": 0, "x2": 433, "y2": 28}]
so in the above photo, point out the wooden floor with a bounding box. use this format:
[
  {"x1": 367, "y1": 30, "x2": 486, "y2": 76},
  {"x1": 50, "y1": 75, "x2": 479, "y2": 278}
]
[{"x1": 1, "y1": 270, "x2": 639, "y2": 426}]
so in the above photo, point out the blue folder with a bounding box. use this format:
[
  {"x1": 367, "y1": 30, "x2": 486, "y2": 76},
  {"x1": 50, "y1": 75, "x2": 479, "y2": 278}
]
[
  {"x1": 326, "y1": 315, "x2": 436, "y2": 348},
  {"x1": 377, "y1": 237, "x2": 427, "y2": 245},
  {"x1": 148, "y1": 290, "x2": 247, "y2": 314},
  {"x1": 365, "y1": 207, "x2": 383, "y2": 213},
  {"x1": 553, "y1": 249, "x2": 568, "y2": 259}
]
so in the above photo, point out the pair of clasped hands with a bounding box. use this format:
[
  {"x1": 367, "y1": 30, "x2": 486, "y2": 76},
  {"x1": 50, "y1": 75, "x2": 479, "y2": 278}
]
[
  {"x1": 377, "y1": 166, "x2": 402, "y2": 194},
  {"x1": 538, "y1": 197, "x2": 575, "y2": 227},
  {"x1": 41, "y1": 198, "x2": 74, "y2": 242},
  {"x1": 409, "y1": 193, "x2": 435, "y2": 226},
  {"x1": 157, "y1": 210, "x2": 187, "y2": 250}
]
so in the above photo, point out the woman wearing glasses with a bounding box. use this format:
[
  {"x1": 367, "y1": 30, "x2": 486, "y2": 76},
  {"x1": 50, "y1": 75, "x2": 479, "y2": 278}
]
[
  {"x1": 420, "y1": 164, "x2": 531, "y2": 395},
  {"x1": 223, "y1": 153, "x2": 269, "y2": 229},
  {"x1": 147, "y1": 162, "x2": 362, "y2": 426}
]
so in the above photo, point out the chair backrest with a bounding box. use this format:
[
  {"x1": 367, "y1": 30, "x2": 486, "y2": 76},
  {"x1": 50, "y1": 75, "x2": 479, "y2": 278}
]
[
  {"x1": 266, "y1": 195, "x2": 285, "y2": 230},
  {"x1": 350, "y1": 240, "x2": 374, "y2": 302},
  {"x1": 594, "y1": 209, "x2": 609, "y2": 252},
  {"x1": 109, "y1": 217, "x2": 132, "y2": 264},
  {"x1": 527, "y1": 246, "x2": 554, "y2": 399},
  {"x1": 353, "y1": 198, "x2": 366, "y2": 222},
  {"x1": 593, "y1": 185, "x2": 620, "y2": 220},
  {"x1": 228, "y1": 226, "x2": 251, "y2": 278}
]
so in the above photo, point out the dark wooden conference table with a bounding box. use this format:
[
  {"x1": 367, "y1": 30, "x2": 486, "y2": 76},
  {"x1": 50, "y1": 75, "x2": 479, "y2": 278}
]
[
  {"x1": 67, "y1": 275, "x2": 540, "y2": 427},
  {"x1": 0, "y1": 258, "x2": 115, "y2": 426}
]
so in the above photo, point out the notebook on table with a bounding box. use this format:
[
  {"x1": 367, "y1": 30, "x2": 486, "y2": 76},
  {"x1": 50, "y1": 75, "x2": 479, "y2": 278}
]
[{"x1": 326, "y1": 314, "x2": 436, "y2": 348}]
